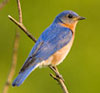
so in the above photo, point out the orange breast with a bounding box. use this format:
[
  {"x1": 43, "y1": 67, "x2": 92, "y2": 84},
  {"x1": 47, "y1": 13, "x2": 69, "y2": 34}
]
[{"x1": 59, "y1": 22, "x2": 77, "y2": 32}]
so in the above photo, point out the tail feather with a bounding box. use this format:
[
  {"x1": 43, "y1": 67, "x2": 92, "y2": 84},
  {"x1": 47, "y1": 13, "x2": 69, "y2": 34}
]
[{"x1": 12, "y1": 64, "x2": 39, "y2": 86}]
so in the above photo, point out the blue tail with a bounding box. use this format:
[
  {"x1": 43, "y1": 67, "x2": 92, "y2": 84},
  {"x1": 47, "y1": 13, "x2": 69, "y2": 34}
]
[{"x1": 12, "y1": 64, "x2": 38, "y2": 87}]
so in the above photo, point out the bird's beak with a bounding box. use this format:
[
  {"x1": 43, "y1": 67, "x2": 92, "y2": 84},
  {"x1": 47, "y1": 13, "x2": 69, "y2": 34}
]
[
  {"x1": 77, "y1": 16, "x2": 86, "y2": 20},
  {"x1": 73, "y1": 16, "x2": 86, "y2": 21}
]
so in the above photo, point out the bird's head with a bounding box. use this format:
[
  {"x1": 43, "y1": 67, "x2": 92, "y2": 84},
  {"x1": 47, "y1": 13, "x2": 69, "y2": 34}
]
[{"x1": 54, "y1": 10, "x2": 85, "y2": 31}]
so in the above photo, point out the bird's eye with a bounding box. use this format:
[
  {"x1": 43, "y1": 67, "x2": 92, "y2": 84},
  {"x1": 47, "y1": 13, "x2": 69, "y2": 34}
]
[{"x1": 68, "y1": 14, "x2": 73, "y2": 18}]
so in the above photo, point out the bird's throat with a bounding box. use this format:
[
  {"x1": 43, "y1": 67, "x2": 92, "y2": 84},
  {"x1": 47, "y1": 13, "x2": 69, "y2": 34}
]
[{"x1": 60, "y1": 22, "x2": 77, "y2": 32}]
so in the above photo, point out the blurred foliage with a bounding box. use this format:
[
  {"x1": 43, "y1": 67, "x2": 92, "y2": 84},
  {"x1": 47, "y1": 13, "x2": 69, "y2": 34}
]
[{"x1": 0, "y1": 0, "x2": 100, "y2": 93}]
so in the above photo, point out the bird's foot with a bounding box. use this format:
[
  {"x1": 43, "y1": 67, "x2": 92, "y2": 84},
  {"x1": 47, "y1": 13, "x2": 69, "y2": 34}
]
[{"x1": 56, "y1": 74, "x2": 65, "y2": 82}]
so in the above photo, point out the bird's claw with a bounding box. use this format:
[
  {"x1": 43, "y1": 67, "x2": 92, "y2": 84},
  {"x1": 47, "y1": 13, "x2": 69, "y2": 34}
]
[{"x1": 56, "y1": 74, "x2": 65, "y2": 82}]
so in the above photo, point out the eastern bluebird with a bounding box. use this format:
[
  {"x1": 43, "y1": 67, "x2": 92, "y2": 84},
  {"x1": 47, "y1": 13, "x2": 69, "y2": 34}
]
[{"x1": 12, "y1": 10, "x2": 85, "y2": 86}]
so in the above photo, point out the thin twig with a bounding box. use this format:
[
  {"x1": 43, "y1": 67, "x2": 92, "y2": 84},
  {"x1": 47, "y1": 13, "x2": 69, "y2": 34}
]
[
  {"x1": 2, "y1": 0, "x2": 22, "y2": 93},
  {"x1": 0, "y1": 0, "x2": 9, "y2": 10},
  {"x1": 7, "y1": 2, "x2": 69, "y2": 93},
  {"x1": 49, "y1": 65, "x2": 65, "y2": 82},
  {"x1": 49, "y1": 66, "x2": 69, "y2": 93},
  {"x1": 2, "y1": 31, "x2": 20, "y2": 93},
  {"x1": 8, "y1": 15, "x2": 37, "y2": 43},
  {"x1": 17, "y1": 0, "x2": 22, "y2": 23}
]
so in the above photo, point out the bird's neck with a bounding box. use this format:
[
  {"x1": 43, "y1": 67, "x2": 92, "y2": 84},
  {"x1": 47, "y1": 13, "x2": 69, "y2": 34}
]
[{"x1": 59, "y1": 22, "x2": 78, "y2": 33}]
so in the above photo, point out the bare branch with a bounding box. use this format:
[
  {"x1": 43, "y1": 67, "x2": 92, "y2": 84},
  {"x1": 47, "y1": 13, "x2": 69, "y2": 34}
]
[
  {"x1": 49, "y1": 66, "x2": 65, "y2": 82},
  {"x1": 2, "y1": 31, "x2": 20, "y2": 93},
  {"x1": 8, "y1": 15, "x2": 37, "y2": 43},
  {"x1": 2, "y1": 0, "x2": 22, "y2": 93},
  {"x1": 0, "y1": 0, "x2": 9, "y2": 10},
  {"x1": 49, "y1": 65, "x2": 69, "y2": 93},
  {"x1": 17, "y1": 0, "x2": 22, "y2": 23},
  {"x1": 50, "y1": 73, "x2": 58, "y2": 81}
]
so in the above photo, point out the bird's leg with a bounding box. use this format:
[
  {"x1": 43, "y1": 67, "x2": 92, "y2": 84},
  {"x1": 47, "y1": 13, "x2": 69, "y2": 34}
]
[
  {"x1": 49, "y1": 65, "x2": 65, "y2": 82},
  {"x1": 53, "y1": 66, "x2": 65, "y2": 82}
]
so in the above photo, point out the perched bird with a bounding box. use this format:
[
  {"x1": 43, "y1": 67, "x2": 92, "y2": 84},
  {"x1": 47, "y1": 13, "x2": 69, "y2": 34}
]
[{"x1": 12, "y1": 10, "x2": 85, "y2": 86}]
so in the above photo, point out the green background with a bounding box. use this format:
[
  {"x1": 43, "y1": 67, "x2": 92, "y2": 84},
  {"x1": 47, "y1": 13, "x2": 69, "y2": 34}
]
[{"x1": 0, "y1": 0, "x2": 100, "y2": 93}]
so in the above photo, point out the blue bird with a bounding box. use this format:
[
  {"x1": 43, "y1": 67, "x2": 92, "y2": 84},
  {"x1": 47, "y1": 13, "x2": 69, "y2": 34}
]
[{"x1": 12, "y1": 10, "x2": 85, "y2": 86}]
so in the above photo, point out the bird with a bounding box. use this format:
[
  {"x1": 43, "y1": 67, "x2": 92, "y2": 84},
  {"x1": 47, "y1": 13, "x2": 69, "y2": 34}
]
[{"x1": 12, "y1": 10, "x2": 85, "y2": 86}]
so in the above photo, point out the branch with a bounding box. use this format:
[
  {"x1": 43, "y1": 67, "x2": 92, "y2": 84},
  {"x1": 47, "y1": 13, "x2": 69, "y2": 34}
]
[
  {"x1": 17, "y1": 0, "x2": 22, "y2": 23},
  {"x1": 2, "y1": 31, "x2": 20, "y2": 93},
  {"x1": 0, "y1": 0, "x2": 9, "y2": 10},
  {"x1": 2, "y1": 0, "x2": 22, "y2": 93},
  {"x1": 8, "y1": 15, "x2": 37, "y2": 43},
  {"x1": 49, "y1": 66, "x2": 69, "y2": 93}
]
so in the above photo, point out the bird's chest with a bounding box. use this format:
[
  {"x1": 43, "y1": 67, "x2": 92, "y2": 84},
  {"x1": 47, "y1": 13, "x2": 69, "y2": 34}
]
[
  {"x1": 51, "y1": 36, "x2": 74, "y2": 65},
  {"x1": 41, "y1": 34, "x2": 75, "y2": 66}
]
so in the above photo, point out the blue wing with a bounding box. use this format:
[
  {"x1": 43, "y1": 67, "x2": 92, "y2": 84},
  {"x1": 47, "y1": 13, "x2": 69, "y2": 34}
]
[{"x1": 30, "y1": 24, "x2": 73, "y2": 62}]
